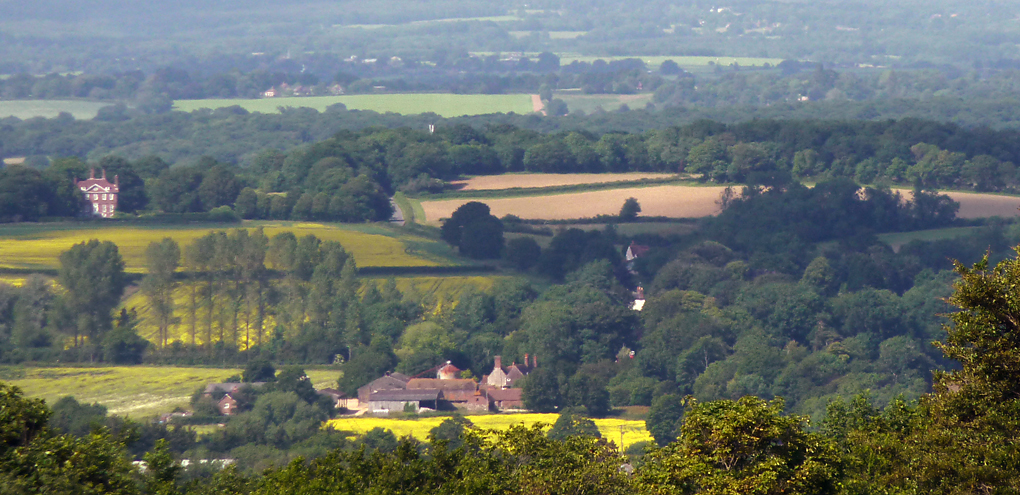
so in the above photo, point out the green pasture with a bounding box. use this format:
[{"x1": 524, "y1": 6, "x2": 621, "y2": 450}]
[
  {"x1": 0, "y1": 100, "x2": 112, "y2": 119},
  {"x1": 557, "y1": 54, "x2": 784, "y2": 67},
  {"x1": 878, "y1": 226, "x2": 984, "y2": 251},
  {"x1": 509, "y1": 31, "x2": 587, "y2": 39},
  {"x1": 555, "y1": 92, "x2": 655, "y2": 113},
  {"x1": 0, "y1": 220, "x2": 461, "y2": 273},
  {"x1": 174, "y1": 94, "x2": 535, "y2": 117},
  {"x1": 1, "y1": 366, "x2": 340, "y2": 418},
  {"x1": 337, "y1": 15, "x2": 520, "y2": 29}
]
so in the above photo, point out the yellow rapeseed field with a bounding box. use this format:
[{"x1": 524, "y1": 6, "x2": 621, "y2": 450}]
[
  {"x1": 325, "y1": 413, "x2": 653, "y2": 448},
  {"x1": 0, "y1": 221, "x2": 446, "y2": 273}
]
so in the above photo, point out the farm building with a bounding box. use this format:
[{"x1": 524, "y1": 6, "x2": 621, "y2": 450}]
[
  {"x1": 74, "y1": 168, "x2": 119, "y2": 218},
  {"x1": 406, "y1": 378, "x2": 489, "y2": 411},
  {"x1": 486, "y1": 388, "x2": 524, "y2": 411},
  {"x1": 357, "y1": 373, "x2": 410, "y2": 404},
  {"x1": 203, "y1": 382, "x2": 265, "y2": 396},
  {"x1": 368, "y1": 389, "x2": 441, "y2": 414},
  {"x1": 317, "y1": 388, "x2": 354, "y2": 409},
  {"x1": 625, "y1": 241, "x2": 650, "y2": 271},
  {"x1": 484, "y1": 355, "x2": 534, "y2": 389},
  {"x1": 437, "y1": 362, "x2": 461, "y2": 379},
  {"x1": 217, "y1": 394, "x2": 238, "y2": 415}
]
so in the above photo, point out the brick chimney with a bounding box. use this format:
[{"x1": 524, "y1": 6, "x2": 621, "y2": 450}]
[
  {"x1": 89, "y1": 168, "x2": 95, "y2": 179},
  {"x1": 524, "y1": 353, "x2": 529, "y2": 367},
  {"x1": 533, "y1": 354, "x2": 537, "y2": 368},
  {"x1": 493, "y1": 355, "x2": 502, "y2": 371}
]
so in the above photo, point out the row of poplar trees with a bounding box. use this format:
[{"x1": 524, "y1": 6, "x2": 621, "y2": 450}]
[{"x1": 141, "y1": 228, "x2": 360, "y2": 355}]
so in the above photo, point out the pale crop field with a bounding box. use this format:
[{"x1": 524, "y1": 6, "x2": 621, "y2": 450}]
[
  {"x1": 450, "y1": 173, "x2": 677, "y2": 191},
  {"x1": 2, "y1": 366, "x2": 341, "y2": 419},
  {"x1": 0, "y1": 100, "x2": 112, "y2": 119},
  {"x1": 419, "y1": 185, "x2": 730, "y2": 222},
  {"x1": 893, "y1": 189, "x2": 1020, "y2": 219},
  {"x1": 326, "y1": 413, "x2": 653, "y2": 448},
  {"x1": 174, "y1": 94, "x2": 535, "y2": 117},
  {"x1": 0, "y1": 221, "x2": 448, "y2": 273}
]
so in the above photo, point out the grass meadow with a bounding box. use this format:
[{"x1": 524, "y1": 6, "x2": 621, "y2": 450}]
[
  {"x1": 0, "y1": 221, "x2": 454, "y2": 273},
  {"x1": 556, "y1": 92, "x2": 656, "y2": 113},
  {"x1": 1, "y1": 366, "x2": 340, "y2": 418},
  {"x1": 174, "y1": 94, "x2": 535, "y2": 117},
  {"x1": 325, "y1": 413, "x2": 653, "y2": 448},
  {"x1": 877, "y1": 226, "x2": 985, "y2": 251},
  {"x1": 0, "y1": 100, "x2": 112, "y2": 119}
]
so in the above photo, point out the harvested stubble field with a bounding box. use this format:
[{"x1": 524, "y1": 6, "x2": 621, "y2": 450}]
[
  {"x1": 174, "y1": 94, "x2": 535, "y2": 118},
  {"x1": 894, "y1": 189, "x2": 1020, "y2": 219},
  {"x1": 3, "y1": 366, "x2": 340, "y2": 419},
  {"x1": 326, "y1": 413, "x2": 653, "y2": 447},
  {"x1": 450, "y1": 173, "x2": 676, "y2": 191},
  {"x1": 0, "y1": 221, "x2": 451, "y2": 273},
  {"x1": 420, "y1": 185, "x2": 729, "y2": 221}
]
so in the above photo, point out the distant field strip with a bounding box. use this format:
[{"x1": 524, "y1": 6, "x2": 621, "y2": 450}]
[
  {"x1": 0, "y1": 221, "x2": 449, "y2": 273},
  {"x1": 4, "y1": 366, "x2": 340, "y2": 418},
  {"x1": 556, "y1": 93, "x2": 655, "y2": 113},
  {"x1": 174, "y1": 94, "x2": 535, "y2": 117},
  {"x1": 556, "y1": 55, "x2": 784, "y2": 67},
  {"x1": 0, "y1": 100, "x2": 112, "y2": 119},
  {"x1": 451, "y1": 173, "x2": 677, "y2": 191},
  {"x1": 326, "y1": 413, "x2": 652, "y2": 447},
  {"x1": 338, "y1": 15, "x2": 520, "y2": 29},
  {"x1": 878, "y1": 226, "x2": 984, "y2": 251},
  {"x1": 419, "y1": 185, "x2": 729, "y2": 221}
]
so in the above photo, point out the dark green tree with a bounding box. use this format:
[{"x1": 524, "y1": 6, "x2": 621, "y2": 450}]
[
  {"x1": 646, "y1": 393, "x2": 685, "y2": 446},
  {"x1": 522, "y1": 367, "x2": 562, "y2": 413},
  {"x1": 57, "y1": 240, "x2": 126, "y2": 351},
  {"x1": 440, "y1": 201, "x2": 504, "y2": 259},
  {"x1": 619, "y1": 197, "x2": 641, "y2": 220}
]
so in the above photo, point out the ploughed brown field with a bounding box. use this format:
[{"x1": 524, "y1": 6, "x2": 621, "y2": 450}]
[
  {"x1": 420, "y1": 185, "x2": 729, "y2": 221},
  {"x1": 420, "y1": 185, "x2": 1020, "y2": 222},
  {"x1": 450, "y1": 173, "x2": 677, "y2": 191}
]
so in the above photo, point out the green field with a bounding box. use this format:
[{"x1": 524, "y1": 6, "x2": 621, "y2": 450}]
[
  {"x1": 0, "y1": 100, "x2": 112, "y2": 119},
  {"x1": 878, "y1": 226, "x2": 985, "y2": 251},
  {"x1": 1, "y1": 366, "x2": 339, "y2": 418},
  {"x1": 556, "y1": 54, "x2": 784, "y2": 68},
  {"x1": 174, "y1": 94, "x2": 535, "y2": 117},
  {"x1": 0, "y1": 221, "x2": 457, "y2": 273},
  {"x1": 555, "y1": 92, "x2": 655, "y2": 113},
  {"x1": 509, "y1": 31, "x2": 588, "y2": 39},
  {"x1": 337, "y1": 15, "x2": 520, "y2": 29}
]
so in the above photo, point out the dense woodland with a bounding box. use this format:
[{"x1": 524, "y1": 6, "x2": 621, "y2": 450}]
[
  {"x1": 3, "y1": 235, "x2": 1020, "y2": 492},
  {"x1": 5, "y1": 112, "x2": 1020, "y2": 222}
]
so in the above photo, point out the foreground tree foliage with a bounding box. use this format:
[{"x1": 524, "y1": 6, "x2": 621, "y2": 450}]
[{"x1": 638, "y1": 396, "x2": 839, "y2": 495}]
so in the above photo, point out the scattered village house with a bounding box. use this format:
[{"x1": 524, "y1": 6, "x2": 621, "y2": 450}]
[
  {"x1": 202, "y1": 382, "x2": 265, "y2": 416},
  {"x1": 74, "y1": 168, "x2": 119, "y2": 218},
  {"x1": 357, "y1": 372, "x2": 410, "y2": 404}
]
